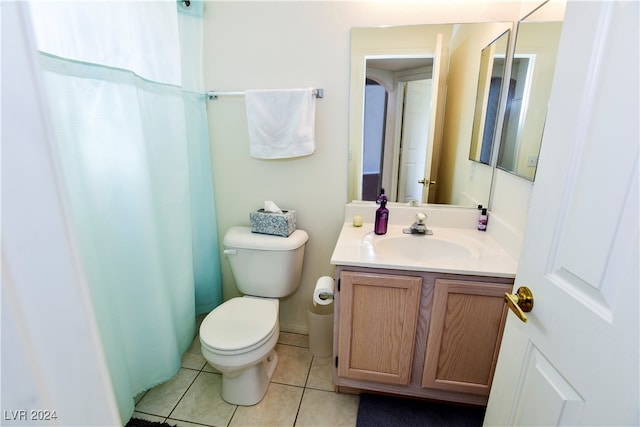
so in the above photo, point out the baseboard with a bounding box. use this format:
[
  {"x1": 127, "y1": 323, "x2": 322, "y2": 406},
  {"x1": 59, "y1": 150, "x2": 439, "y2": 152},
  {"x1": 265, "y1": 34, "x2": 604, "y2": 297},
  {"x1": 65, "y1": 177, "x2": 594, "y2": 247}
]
[{"x1": 279, "y1": 323, "x2": 309, "y2": 336}]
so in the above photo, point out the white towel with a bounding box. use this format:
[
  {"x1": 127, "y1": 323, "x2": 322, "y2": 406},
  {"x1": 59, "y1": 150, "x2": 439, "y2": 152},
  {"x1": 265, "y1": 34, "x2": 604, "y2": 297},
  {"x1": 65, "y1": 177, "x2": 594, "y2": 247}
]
[{"x1": 245, "y1": 88, "x2": 316, "y2": 159}]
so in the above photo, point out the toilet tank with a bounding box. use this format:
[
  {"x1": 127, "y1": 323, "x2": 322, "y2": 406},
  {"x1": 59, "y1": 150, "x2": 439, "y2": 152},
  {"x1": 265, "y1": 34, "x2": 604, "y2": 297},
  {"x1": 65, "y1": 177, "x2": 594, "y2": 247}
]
[{"x1": 223, "y1": 226, "x2": 308, "y2": 298}]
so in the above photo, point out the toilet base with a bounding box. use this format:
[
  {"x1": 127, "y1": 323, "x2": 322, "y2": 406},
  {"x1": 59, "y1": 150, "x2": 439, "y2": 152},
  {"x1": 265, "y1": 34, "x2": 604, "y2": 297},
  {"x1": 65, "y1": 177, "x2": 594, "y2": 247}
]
[{"x1": 221, "y1": 349, "x2": 279, "y2": 406}]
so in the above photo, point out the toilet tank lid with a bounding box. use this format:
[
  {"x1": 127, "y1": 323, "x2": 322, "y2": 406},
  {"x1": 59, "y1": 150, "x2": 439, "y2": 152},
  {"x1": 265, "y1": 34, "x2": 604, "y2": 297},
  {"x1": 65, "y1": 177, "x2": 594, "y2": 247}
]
[{"x1": 224, "y1": 226, "x2": 308, "y2": 250}]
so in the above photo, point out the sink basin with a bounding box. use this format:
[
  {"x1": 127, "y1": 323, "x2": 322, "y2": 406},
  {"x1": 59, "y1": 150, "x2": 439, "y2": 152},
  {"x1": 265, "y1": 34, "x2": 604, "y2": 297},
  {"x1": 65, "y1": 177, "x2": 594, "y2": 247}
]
[
  {"x1": 330, "y1": 213, "x2": 518, "y2": 277},
  {"x1": 371, "y1": 235, "x2": 474, "y2": 261}
]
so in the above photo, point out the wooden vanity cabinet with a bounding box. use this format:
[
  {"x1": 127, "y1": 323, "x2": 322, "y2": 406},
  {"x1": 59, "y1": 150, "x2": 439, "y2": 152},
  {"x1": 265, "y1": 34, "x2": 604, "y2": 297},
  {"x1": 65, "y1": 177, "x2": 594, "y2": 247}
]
[
  {"x1": 334, "y1": 266, "x2": 513, "y2": 406},
  {"x1": 336, "y1": 271, "x2": 422, "y2": 385},
  {"x1": 422, "y1": 278, "x2": 511, "y2": 395}
]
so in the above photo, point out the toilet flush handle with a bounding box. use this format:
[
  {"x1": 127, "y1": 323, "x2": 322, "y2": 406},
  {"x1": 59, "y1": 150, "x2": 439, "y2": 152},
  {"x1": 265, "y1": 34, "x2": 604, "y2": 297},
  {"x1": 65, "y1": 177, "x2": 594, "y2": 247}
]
[{"x1": 223, "y1": 249, "x2": 237, "y2": 255}]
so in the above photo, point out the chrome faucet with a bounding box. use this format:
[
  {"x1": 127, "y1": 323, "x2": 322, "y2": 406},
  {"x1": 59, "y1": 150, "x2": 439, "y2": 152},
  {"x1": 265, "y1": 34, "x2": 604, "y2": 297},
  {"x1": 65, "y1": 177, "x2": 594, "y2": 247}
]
[{"x1": 403, "y1": 212, "x2": 433, "y2": 235}]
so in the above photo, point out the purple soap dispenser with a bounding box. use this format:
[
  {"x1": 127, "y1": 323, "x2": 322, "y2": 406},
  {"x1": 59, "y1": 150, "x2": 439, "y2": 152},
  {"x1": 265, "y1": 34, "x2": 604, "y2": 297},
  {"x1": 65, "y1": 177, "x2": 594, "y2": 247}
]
[{"x1": 374, "y1": 195, "x2": 389, "y2": 235}]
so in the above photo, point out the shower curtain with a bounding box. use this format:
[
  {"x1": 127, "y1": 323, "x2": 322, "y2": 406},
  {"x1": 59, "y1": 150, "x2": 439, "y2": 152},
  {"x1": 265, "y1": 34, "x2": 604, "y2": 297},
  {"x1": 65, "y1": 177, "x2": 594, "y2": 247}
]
[{"x1": 27, "y1": 1, "x2": 220, "y2": 423}]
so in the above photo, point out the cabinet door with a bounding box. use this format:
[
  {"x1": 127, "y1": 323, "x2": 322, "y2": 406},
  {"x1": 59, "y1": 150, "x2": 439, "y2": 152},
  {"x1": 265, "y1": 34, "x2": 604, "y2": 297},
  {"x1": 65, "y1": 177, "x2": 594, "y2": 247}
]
[
  {"x1": 422, "y1": 279, "x2": 511, "y2": 395},
  {"x1": 337, "y1": 271, "x2": 422, "y2": 385}
]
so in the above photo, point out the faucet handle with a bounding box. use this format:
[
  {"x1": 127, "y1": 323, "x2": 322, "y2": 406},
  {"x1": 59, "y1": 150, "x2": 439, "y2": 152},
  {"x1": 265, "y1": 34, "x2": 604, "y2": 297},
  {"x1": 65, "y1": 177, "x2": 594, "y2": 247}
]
[{"x1": 415, "y1": 212, "x2": 427, "y2": 224}]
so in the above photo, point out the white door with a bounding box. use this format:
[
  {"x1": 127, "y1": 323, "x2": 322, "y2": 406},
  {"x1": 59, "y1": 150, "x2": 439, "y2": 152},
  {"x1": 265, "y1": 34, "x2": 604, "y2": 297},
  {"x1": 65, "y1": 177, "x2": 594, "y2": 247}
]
[
  {"x1": 396, "y1": 34, "x2": 444, "y2": 204},
  {"x1": 398, "y1": 79, "x2": 433, "y2": 202},
  {"x1": 485, "y1": 2, "x2": 639, "y2": 426}
]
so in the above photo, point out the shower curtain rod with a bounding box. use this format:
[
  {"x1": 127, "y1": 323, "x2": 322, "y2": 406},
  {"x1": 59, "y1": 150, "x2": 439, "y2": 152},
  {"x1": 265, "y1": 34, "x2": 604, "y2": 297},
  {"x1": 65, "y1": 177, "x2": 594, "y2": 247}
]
[{"x1": 206, "y1": 88, "x2": 324, "y2": 101}]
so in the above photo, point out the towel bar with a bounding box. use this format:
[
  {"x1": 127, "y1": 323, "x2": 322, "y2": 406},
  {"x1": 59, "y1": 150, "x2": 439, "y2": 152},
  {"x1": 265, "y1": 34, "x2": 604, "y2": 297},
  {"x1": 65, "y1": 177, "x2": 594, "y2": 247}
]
[{"x1": 207, "y1": 88, "x2": 323, "y2": 101}]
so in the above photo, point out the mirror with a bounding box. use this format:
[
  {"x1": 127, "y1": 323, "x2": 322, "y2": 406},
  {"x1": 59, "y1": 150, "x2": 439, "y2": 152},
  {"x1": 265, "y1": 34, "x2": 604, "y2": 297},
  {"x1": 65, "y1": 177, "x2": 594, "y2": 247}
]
[
  {"x1": 497, "y1": 1, "x2": 566, "y2": 180},
  {"x1": 469, "y1": 30, "x2": 510, "y2": 165},
  {"x1": 349, "y1": 23, "x2": 512, "y2": 207}
]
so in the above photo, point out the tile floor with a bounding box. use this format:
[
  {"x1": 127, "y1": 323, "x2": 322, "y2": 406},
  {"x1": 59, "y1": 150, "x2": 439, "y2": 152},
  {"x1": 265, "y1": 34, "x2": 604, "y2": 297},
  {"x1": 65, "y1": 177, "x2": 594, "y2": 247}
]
[{"x1": 132, "y1": 330, "x2": 359, "y2": 427}]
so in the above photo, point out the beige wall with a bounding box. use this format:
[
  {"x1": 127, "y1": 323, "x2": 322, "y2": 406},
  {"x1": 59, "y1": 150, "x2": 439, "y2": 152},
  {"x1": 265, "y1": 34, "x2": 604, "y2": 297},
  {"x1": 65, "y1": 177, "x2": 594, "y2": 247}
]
[{"x1": 203, "y1": 1, "x2": 535, "y2": 333}]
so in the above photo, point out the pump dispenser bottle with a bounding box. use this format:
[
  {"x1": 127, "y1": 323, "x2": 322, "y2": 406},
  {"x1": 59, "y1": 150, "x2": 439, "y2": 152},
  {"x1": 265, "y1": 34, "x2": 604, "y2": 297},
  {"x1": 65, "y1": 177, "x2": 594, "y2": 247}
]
[
  {"x1": 478, "y1": 208, "x2": 488, "y2": 231},
  {"x1": 374, "y1": 190, "x2": 389, "y2": 235}
]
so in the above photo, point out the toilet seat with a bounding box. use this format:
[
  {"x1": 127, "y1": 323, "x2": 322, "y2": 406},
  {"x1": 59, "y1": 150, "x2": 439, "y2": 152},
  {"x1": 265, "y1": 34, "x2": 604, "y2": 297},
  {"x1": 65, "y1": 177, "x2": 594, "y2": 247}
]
[{"x1": 200, "y1": 296, "x2": 278, "y2": 355}]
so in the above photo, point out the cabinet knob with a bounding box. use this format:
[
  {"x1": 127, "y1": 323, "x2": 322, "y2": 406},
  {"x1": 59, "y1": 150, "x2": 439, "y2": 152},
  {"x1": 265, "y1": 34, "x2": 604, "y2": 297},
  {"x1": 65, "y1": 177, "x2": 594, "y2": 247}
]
[{"x1": 504, "y1": 286, "x2": 534, "y2": 322}]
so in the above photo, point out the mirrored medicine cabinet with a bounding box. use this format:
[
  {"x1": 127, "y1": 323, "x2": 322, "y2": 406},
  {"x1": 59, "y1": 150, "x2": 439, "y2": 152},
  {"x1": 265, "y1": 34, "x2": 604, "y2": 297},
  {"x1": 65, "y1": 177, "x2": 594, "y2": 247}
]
[
  {"x1": 469, "y1": 30, "x2": 510, "y2": 166},
  {"x1": 496, "y1": 1, "x2": 565, "y2": 181}
]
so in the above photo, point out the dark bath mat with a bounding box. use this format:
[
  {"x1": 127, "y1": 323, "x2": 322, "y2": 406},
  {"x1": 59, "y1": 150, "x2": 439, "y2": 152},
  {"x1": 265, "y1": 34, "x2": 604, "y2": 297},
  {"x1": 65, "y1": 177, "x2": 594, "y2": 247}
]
[
  {"x1": 124, "y1": 418, "x2": 177, "y2": 427},
  {"x1": 356, "y1": 393, "x2": 486, "y2": 427}
]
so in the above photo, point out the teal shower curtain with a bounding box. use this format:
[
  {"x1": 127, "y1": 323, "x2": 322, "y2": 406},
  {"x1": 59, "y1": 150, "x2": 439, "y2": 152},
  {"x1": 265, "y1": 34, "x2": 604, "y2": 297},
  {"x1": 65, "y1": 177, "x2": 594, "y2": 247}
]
[{"x1": 28, "y1": 1, "x2": 220, "y2": 423}]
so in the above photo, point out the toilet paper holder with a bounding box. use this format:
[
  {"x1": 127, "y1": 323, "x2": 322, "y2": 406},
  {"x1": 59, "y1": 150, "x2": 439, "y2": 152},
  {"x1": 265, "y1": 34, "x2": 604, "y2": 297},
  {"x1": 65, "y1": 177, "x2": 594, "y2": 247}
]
[
  {"x1": 317, "y1": 292, "x2": 334, "y2": 301},
  {"x1": 313, "y1": 276, "x2": 335, "y2": 306}
]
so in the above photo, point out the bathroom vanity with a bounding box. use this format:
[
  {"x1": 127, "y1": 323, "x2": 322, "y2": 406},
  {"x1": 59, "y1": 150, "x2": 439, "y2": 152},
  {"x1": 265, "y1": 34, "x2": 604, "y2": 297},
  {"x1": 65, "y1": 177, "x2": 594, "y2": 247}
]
[{"x1": 330, "y1": 203, "x2": 518, "y2": 406}]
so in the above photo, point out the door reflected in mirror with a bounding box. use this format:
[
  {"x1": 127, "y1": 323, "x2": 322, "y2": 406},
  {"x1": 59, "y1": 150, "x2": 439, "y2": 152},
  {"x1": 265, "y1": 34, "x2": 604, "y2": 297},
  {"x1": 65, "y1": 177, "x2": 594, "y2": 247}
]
[
  {"x1": 497, "y1": 1, "x2": 566, "y2": 180},
  {"x1": 469, "y1": 30, "x2": 510, "y2": 165},
  {"x1": 362, "y1": 57, "x2": 435, "y2": 202}
]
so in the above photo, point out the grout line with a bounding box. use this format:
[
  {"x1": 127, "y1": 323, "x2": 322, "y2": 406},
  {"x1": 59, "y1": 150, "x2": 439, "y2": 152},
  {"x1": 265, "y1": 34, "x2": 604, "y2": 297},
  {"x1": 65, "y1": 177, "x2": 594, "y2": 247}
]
[
  {"x1": 291, "y1": 354, "x2": 315, "y2": 426},
  {"x1": 226, "y1": 402, "x2": 240, "y2": 427},
  {"x1": 166, "y1": 418, "x2": 213, "y2": 427},
  {"x1": 268, "y1": 382, "x2": 306, "y2": 390},
  {"x1": 280, "y1": 343, "x2": 310, "y2": 349},
  {"x1": 134, "y1": 390, "x2": 149, "y2": 405},
  {"x1": 305, "y1": 385, "x2": 336, "y2": 392},
  {"x1": 165, "y1": 368, "x2": 202, "y2": 421},
  {"x1": 303, "y1": 355, "x2": 314, "y2": 388},
  {"x1": 292, "y1": 386, "x2": 308, "y2": 427},
  {"x1": 131, "y1": 409, "x2": 165, "y2": 418}
]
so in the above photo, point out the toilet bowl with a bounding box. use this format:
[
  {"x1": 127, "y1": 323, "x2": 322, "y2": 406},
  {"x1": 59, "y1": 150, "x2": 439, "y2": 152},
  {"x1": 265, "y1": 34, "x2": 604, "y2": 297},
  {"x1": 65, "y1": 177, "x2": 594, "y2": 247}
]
[
  {"x1": 199, "y1": 226, "x2": 308, "y2": 406},
  {"x1": 199, "y1": 296, "x2": 279, "y2": 406}
]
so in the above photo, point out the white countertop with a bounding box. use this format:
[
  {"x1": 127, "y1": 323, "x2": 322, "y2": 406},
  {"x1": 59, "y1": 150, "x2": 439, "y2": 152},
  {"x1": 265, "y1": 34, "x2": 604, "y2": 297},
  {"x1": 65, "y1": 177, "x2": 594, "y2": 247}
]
[{"x1": 330, "y1": 222, "x2": 518, "y2": 278}]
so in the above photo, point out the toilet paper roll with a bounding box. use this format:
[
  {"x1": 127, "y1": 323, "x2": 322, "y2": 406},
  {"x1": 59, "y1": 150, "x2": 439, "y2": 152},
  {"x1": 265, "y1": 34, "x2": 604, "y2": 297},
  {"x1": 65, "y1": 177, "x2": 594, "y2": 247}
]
[{"x1": 313, "y1": 276, "x2": 335, "y2": 306}]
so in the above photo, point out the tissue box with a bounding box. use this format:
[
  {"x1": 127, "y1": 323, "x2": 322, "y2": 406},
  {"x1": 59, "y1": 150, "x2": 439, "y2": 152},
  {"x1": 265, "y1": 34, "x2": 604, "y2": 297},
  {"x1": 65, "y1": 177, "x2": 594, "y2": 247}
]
[{"x1": 250, "y1": 209, "x2": 297, "y2": 237}]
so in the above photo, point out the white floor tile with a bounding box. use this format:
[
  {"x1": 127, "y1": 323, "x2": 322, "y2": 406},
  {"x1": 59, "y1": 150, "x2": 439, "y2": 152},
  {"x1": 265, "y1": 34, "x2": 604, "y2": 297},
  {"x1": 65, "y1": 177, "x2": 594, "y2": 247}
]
[
  {"x1": 229, "y1": 383, "x2": 303, "y2": 427},
  {"x1": 271, "y1": 344, "x2": 313, "y2": 387},
  {"x1": 170, "y1": 372, "x2": 237, "y2": 426},
  {"x1": 306, "y1": 356, "x2": 334, "y2": 392},
  {"x1": 182, "y1": 335, "x2": 207, "y2": 370},
  {"x1": 295, "y1": 388, "x2": 359, "y2": 427},
  {"x1": 133, "y1": 337, "x2": 357, "y2": 427},
  {"x1": 135, "y1": 368, "x2": 198, "y2": 417}
]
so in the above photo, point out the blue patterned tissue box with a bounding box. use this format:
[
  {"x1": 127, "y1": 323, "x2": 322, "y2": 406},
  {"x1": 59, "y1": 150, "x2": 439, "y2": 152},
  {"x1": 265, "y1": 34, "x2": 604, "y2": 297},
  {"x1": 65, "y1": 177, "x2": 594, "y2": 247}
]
[{"x1": 250, "y1": 209, "x2": 297, "y2": 237}]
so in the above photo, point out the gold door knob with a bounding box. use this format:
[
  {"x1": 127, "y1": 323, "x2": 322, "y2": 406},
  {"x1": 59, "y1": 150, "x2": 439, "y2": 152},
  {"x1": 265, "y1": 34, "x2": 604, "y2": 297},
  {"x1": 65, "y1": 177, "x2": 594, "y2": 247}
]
[
  {"x1": 504, "y1": 286, "x2": 534, "y2": 323},
  {"x1": 418, "y1": 179, "x2": 436, "y2": 186}
]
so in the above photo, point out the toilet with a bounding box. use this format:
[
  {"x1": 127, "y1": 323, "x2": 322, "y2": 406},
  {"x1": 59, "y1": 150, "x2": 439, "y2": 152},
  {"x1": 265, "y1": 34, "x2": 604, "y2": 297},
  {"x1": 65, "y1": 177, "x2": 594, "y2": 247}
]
[{"x1": 199, "y1": 226, "x2": 308, "y2": 406}]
